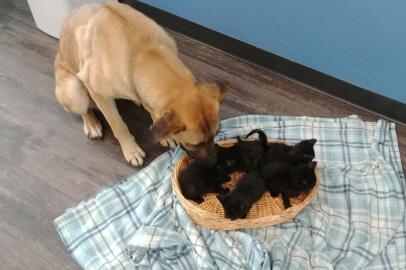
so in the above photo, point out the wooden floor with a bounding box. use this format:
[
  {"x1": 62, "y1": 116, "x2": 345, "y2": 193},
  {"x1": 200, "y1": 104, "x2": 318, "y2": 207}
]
[{"x1": 0, "y1": 0, "x2": 405, "y2": 269}]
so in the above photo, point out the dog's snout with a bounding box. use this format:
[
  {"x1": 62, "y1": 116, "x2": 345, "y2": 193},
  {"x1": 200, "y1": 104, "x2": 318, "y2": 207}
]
[{"x1": 182, "y1": 140, "x2": 218, "y2": 167}]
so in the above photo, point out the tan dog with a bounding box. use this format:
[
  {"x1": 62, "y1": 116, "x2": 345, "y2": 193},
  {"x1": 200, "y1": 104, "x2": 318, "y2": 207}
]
[{"x1": 54, "y1": 2, "x2": 227, "y2": 166}]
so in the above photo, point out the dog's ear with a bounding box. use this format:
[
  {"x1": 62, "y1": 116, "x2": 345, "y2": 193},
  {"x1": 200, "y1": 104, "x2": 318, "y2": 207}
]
[
  {"x1": 202, "y1": 81, "x2": 229, "y2": 103},
  {"x1": 150, "y1": 110, "x2": 185, "y2": 142},
  {"x1": 214, "y1": 81, "x2": 229, "y2": 102}
]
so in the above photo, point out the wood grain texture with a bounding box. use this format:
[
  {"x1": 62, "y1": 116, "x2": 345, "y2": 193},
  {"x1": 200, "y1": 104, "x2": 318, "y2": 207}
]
[{"x1": 0, "y1": 0, "x2": 404, "y2": 269}]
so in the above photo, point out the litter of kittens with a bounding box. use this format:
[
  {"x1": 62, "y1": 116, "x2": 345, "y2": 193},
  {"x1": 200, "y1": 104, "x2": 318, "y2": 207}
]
[{"x1": 172, "y1": 132, "x2": 320, "y2": 230}]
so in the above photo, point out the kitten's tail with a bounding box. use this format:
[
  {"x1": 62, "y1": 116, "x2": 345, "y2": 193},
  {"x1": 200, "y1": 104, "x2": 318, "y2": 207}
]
[{"x1": 245, "y1": 129, "x2": 268, "y2": 151}]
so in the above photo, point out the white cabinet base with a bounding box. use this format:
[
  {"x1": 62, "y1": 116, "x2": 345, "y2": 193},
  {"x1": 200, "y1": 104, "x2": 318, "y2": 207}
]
[{"x1": 26, "y1": 0, "x2": 105, "y2": 38}]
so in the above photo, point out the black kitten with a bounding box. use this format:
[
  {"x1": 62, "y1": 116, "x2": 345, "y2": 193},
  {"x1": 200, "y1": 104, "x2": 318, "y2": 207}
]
[
  {"x1": 179, "y1": 162, "x2": 230, "y2": 203},
  {"x1": 215, "y1": 144, "x2": 238, "y2": 175},
  {"x1": 217, "y1": 171, "x2": 266, "y2": 220},
  {"x1": 227, "y1": 129, "x2": 269, "y2": 172},
  {"x1": 266, "y1": 139, "x2": 317, "y2": 164},
  {"x1": 260, "y1": 160, "x2": 317, "y2": 208}
]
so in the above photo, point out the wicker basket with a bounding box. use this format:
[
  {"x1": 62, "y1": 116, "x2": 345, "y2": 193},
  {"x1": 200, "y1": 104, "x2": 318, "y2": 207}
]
[{"x1": 172, "y1": 139, "x2": 320, "y2": 230}]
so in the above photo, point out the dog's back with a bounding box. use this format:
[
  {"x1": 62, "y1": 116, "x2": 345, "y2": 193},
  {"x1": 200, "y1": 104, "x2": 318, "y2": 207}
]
[{"x1": 58, "y1": 2, "x2": 176, "y2": 74}]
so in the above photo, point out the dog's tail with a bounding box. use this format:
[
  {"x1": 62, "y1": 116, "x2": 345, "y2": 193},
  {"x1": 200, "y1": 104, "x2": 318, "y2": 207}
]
[{"x1": 245, "y1": 129, "x2": 268, "y2": 151}]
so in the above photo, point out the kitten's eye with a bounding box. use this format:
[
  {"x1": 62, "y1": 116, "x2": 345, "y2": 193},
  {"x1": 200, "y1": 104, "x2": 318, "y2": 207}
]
[{"x1": 302, "y1": 179, "x2": 308, "y2": 185}]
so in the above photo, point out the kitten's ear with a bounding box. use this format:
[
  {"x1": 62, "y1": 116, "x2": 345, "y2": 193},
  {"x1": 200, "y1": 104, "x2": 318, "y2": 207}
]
[
  {"x1": 308, "y1": 139, "x2": 317, "y2": 146},
  {"x1": 308, "y1": 161, "x2": 317, "y2": 170}
]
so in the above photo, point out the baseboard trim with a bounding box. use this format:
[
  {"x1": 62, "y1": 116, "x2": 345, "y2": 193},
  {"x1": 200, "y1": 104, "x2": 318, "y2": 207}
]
[{"x1": 121, "y1": 0, "x2": 406, "y2": 124}]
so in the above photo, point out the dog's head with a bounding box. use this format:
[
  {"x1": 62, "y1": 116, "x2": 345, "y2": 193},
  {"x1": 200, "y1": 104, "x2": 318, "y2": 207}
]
[{"x1": 150, "y1": 82, "x2": 228, "y2": 166}]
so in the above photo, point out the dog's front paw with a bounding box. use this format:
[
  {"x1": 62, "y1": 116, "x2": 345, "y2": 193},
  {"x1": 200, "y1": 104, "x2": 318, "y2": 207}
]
[
  {"x1": 121, "y1": 140, "x2": 146, "y2": 166},
  {"x1": 160, "y1": 137, "x2": 177, "y2": 148}
]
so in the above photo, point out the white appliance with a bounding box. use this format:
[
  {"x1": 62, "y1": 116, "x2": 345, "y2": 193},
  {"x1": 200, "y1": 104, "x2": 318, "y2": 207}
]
[{"x1": 26, "y1": 0, "x2": 105, "y2": 38}]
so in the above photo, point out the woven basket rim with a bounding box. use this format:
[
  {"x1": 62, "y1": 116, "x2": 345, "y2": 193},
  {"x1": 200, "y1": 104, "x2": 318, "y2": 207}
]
[{"x1": 172, "y1": 139, "x2": 320, "y2": 230}]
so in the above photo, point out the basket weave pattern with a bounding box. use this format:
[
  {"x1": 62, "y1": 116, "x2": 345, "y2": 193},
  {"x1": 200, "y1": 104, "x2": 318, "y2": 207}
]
[{"x1": 172, "y1": 140, "x2": 319, "y2": 230}]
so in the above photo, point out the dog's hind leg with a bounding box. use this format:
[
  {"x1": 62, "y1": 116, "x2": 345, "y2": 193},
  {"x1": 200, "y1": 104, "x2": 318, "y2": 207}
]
[{"x1": 55, "y1": 57, "x2": 102, "y2": 139}]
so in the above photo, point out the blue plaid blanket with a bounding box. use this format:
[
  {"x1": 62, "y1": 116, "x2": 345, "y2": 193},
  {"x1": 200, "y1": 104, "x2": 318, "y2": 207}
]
[{"x1": 55, "y1": 115, "x2": 406, "y2": 269}]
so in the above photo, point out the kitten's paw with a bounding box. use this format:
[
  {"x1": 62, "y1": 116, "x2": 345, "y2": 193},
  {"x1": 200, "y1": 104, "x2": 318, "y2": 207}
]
[
  {"x1": 219, "y1": 175, "x2": 231, "y2": 183},
  {"x1": 283, "y1": 203, "x2": 292, "y2": 209},
  {"x1": 282, "y1": 194, "x2": 292, "y2": 209},
  {"x1": 193, "y1": 197, "x2": 204, "y2": 204}
]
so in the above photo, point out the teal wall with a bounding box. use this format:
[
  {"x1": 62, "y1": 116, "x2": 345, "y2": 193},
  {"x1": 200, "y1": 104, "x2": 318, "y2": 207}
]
[{"x1": 141, "y1": 0, "x2": 406, "y2": 103}]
